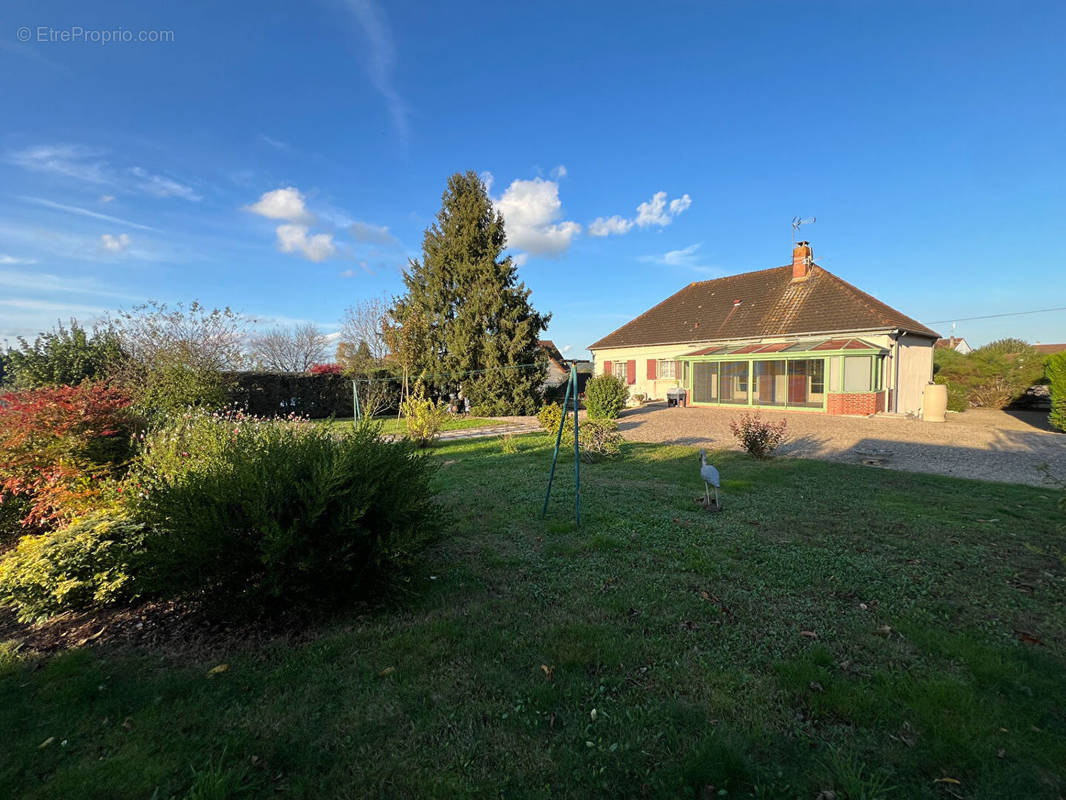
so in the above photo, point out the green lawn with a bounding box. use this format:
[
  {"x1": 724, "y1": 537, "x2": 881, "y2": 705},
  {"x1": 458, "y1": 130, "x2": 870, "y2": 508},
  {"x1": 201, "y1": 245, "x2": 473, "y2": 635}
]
[
  {"x1": 2, "y1": 436, "x2": 1065, "y2": 798},
  {"x1": 319, "y1": 415, "x2": 506, "y2": 436}
]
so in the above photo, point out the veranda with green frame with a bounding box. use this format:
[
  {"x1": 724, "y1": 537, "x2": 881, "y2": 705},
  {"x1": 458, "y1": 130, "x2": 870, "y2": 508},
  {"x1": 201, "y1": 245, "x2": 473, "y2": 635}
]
[{"x1": 678, "y1": 338, "x2": 888, "y2": 412}]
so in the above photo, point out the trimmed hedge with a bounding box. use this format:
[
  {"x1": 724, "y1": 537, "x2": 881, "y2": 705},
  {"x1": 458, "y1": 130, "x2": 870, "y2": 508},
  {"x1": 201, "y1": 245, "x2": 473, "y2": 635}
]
[{"x1": 226, "y1": 372, "x2": 354, "y2": 418}]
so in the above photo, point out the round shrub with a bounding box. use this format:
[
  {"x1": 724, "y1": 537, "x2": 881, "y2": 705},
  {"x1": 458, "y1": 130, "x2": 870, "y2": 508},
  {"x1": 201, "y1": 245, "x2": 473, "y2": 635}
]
[
  {"x1": 130, "y1": 411, "x2": 441, "y2": 606},
  {"x1": 585, "y1": 374, "x2": 629, "y2": 419},
  {"x1": 537, "y1": 402, "x2": 564, "y2": 435},
  {"x1": 0, "y1": 511, "x2": 148, "y2": 622}
]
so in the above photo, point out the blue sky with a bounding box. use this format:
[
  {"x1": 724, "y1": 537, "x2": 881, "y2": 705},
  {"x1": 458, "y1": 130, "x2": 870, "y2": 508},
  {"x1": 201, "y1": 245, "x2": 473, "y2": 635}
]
[{"x1": 2, "y1": 0, "x2": 1064, "y2": 358}]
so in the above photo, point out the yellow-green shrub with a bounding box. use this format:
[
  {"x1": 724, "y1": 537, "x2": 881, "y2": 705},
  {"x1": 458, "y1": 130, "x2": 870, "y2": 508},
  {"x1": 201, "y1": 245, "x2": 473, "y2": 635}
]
[
  {"x1": 400, "y1": 393, "x2": 448, "y2": 447},
  {"x1": 0, "y1": 511, "x2": 148, "y2": 621}
]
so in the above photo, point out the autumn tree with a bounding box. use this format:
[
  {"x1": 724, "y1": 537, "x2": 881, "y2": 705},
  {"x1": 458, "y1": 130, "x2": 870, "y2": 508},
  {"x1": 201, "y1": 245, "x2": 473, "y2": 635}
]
[
  {"x1": 250, "y1": 323, "x2": 327, "y2": 372},
  {"x1": 390, "y1": 171, "x2": 549, "y2": 415}
]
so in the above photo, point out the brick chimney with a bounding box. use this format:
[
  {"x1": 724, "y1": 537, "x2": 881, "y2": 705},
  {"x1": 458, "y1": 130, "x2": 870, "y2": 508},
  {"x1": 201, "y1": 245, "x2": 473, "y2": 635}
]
[{"x1": 792, "y1": 241, "x2": 813, "y2": 280}]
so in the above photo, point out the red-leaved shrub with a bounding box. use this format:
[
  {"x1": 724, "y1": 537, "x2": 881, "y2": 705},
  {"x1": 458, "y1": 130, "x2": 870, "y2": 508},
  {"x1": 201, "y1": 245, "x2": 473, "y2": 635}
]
[
  {"x1": 309, "y1": 363, "x2": 343, "y2": 375},
  {"x1": 0, "y1": 382, "x2": 139, "y2": 530},
  {"x1": 729, "y1": 411, "x2": 788, "y2": 459}
]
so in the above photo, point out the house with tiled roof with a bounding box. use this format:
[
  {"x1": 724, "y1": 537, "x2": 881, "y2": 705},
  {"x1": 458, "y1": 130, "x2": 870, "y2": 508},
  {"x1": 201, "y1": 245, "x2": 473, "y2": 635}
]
[
  {"x1": 934, "y1": 336, "x2": 974, "y2": 355},
  {"x1": 588, "y1": 242, "x2": 940, "y2": 416}
]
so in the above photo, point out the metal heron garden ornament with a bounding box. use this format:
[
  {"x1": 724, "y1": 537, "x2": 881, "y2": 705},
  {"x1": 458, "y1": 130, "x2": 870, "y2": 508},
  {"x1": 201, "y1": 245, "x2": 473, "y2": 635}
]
[{"x1": 542, "y1": 364, "x2": 581, "y2": 526}]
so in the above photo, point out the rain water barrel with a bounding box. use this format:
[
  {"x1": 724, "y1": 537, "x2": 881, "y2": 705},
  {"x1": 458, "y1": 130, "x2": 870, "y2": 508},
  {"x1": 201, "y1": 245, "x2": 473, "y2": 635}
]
[{"x1": 922, "y1": 383, "x2": 947, "y2": 423}]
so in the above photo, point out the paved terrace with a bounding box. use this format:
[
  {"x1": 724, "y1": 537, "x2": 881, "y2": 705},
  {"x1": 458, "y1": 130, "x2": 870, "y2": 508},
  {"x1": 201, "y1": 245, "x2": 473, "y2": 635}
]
[{"x1": 611, "y1": 404, "x2": 1066, "y2": 487}]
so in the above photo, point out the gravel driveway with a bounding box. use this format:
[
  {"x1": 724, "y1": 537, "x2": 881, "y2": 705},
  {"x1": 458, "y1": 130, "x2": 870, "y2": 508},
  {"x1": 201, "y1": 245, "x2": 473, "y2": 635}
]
[{"x1": 614, "y1": 404, "x2": 1066, "y2": 487}]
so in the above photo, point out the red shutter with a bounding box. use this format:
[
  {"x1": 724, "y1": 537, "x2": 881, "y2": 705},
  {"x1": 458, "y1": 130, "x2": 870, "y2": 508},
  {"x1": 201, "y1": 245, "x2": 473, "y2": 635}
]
[
  {"x1": 647, "y1": 359, "x2": 657, "y2": 380},
  {"x1": 603, "y1": 360, "x2": 612, "y2": 376},
  {"x1": 626, "y1": 360, "x2": 636, "y2": 385}
]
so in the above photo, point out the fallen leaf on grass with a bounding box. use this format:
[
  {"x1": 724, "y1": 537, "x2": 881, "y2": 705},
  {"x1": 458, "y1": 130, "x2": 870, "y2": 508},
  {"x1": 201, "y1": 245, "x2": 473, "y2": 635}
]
[
  {"x1": 379, "y1": 666, "x2": 395, "y2": 677},
  {"x1": 540, "y1": 664, "x2": 554, "y2": 679},
  {"x1": 934, "y1": 777, "x2": 961, "y2": 785},
  {"x1": 207, "y1": 664, "x2": 229, "y2": 676},
  {"x1": 38, "y1": 737, "x2": 55, "y2": 749},
  {"x1": 800, "y1": 630, "x2": 818, "y2": 639},
  {"x1": 1015, "y1": 631, "x2": 1045, "y2": 646}
]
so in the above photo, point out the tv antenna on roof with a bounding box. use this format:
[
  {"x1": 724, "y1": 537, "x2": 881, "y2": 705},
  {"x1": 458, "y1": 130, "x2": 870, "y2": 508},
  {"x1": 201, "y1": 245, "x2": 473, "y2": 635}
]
[{"x1": 792, "y1": 216, "x2": 816, "y2": 245}]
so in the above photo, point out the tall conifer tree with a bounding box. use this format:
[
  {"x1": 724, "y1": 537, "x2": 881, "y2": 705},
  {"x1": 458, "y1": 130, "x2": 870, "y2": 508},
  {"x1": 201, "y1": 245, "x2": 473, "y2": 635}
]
[{"x1": 391, "y1": 171, "x2": 549, "y2": 414}]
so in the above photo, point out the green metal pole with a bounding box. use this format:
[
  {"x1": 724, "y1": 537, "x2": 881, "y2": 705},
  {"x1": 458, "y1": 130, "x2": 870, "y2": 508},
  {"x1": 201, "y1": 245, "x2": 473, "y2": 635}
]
[
  {"x1": 542, "y1": 368, "x2": 574, "y2": 518},
  {"x1": 352, "y1": 379, "x2": 362, "y2": 426},
  {"x1": 572, "y1": 365, "x2": 580, "y2": 527}
]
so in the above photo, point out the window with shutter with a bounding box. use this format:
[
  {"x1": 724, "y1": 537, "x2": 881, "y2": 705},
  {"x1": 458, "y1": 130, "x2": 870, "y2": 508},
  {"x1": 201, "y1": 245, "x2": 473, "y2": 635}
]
[
  {"x1": 646, "y1": 359, "x2": 657, "y2": 380},
  {"x1": 626, "y1": 360, "x2": 636, "y2": 385},
  {"x1": 603, "y1": 361, "x2": 612, "y2": 376}
]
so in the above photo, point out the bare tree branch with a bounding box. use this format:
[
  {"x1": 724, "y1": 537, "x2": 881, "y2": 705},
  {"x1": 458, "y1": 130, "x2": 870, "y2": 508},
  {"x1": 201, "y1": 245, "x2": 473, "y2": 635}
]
[{"x1": 249, "y1": 323, "x2": 327, "y2": 372}]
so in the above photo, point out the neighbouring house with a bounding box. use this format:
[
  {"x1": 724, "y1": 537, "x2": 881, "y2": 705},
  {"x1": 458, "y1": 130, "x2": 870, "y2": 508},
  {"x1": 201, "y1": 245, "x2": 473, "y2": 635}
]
[
  {"x1": 539, "y1": 340, "x2": 569, "y2": 389},
  {"x1": 934, "y1": 336, "x2": 974, "y2": 355},
  {"x1": 588, "y1": 242, "x2": 940, "y2": 416}
]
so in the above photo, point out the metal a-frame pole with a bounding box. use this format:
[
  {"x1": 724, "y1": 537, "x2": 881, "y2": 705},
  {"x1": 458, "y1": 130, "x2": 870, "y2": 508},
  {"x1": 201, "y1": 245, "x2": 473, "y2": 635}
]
[{"x1": 542, "y1": 365, "x2": 580, "y2": 526}]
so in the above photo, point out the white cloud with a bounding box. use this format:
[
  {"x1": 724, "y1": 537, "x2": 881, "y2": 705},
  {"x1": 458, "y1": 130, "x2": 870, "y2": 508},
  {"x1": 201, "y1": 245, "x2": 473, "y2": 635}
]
[
  {"x1": 550, "y1": 164, "x2": 567, "y2": 180},
  {"x1": 636, "y1": 191, "x2": 691, "y2": 227},
  {"x1": 349, "y1": 220, "x2": 399, "y2": 245},
  {"x1": 259, "y1": 134, "x2": 289, "y2": 151},
  {"x1": 669, "y1": 194, "x2": 692, "y2": 216},
  {"x1": 479, "y1": 171, "x2": 494, "y2": 194},
  {"x1": 587, "y1": 190, "x2": 692, "y2": 237},
  {"x1": 17, "y1": 195, "x2": 161, "y2": 232},
  {"x1": 562, "y1": 344, "x2": 572, "y2": 353},
  {"x1": 588, "y1": 215, "x2": 634, "y2": 237},
  {"x1": 495, "y1": 177, "x2": 581, "y2": 259},
  {"x1": 0, "y1": 254, "x2": 37, "y2": 265},
  {"x1": 7, "y1": 144, "x2": 109, "y2": 183},
  {"x1": 7, "y1": 145, "x2": 201, "y2": 202},
  {"x1": 638, "y1": 242, "x2": 718, "y2": 275},
  {"x1": 130, "y1": 167, "x2": 202, "y2": 201},
  {"x1": 276, "y1": 224, "x2": 336, "y2": 262},
  {"x1": 100, "y1": 233, "x2": 131, "y2": 253},
  {"x1": 345, "y1": 0, "x2": 409, "y2": 139},
  {"x1": 246, "y1": 187, "x2": 312, "y2": 222}
]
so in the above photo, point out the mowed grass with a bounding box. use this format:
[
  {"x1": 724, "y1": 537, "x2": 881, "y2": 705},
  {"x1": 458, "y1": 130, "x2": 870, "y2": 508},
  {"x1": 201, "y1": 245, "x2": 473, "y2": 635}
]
[
  {"x1": 2, "y1": 435, "x2": 1065, "y2": 798},
  {"x1": 319, "y1": 415, "x2": 506, "y2": 436}
]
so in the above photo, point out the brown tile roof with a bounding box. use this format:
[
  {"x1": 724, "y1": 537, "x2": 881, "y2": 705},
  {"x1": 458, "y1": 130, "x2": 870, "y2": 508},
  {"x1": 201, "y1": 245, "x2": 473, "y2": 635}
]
[
  {"x1": 589, "y1": 264, "x2": 939, "y2": 350},
  {"x1": 538, "y1": 340, "x2": 567, "y2": 370},
  {"x1": 1034, "y1": 343, "x2": 1066, "y2": 355}
]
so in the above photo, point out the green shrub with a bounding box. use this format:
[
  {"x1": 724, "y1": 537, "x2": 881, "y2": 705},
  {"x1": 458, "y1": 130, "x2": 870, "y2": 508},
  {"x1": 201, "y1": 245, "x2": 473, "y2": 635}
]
[
  {"x1": 130, "y1": 411, "x2": 440, "y2": 605},
  {"x1": 1048, "y1": 352, "x2": 1066, "y2": 432},
  {"x1": 536, "y1": 405, "x2": 622, "y2": 462},
  {"x1": 729, "y1": 412, "x2": 788, "y2": 459},
  {"x1": 933, "y1": 339, "x2": 1045, "y2": 409},
  {"x1": 0, "y1": 511, "x2": 148, "y2": 621},
  {"x1": 933, "y1": 374, "x2": 968, "y2": 412},
  {"x1": 576, "y1": 419, "x2": 624, "y2": 462},
  {"x1": 500, "y1": 434, "x2": 520, "y2": 454},
  {"x1": 585, "y1": 374, "x2": 629, "y2": 419},
  {"x1": 400, "y1": 393, "x2": 448, "y2": 447}
]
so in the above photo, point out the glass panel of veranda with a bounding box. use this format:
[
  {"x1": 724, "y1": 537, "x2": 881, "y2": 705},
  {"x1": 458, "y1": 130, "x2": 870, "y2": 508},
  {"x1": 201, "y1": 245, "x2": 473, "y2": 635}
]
[
  {"x1": 692, "y1": 361, "x2": 718, "y2": 403},
  {"x1": 720, "y1": 362, "x2": 749, "y2": 404},
  {"x1": 786, "y1": 359, "x2": 825, "y2": 408},
  {"x1": 753, "y1": 360, "x2": 787, "y2": 406}
]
